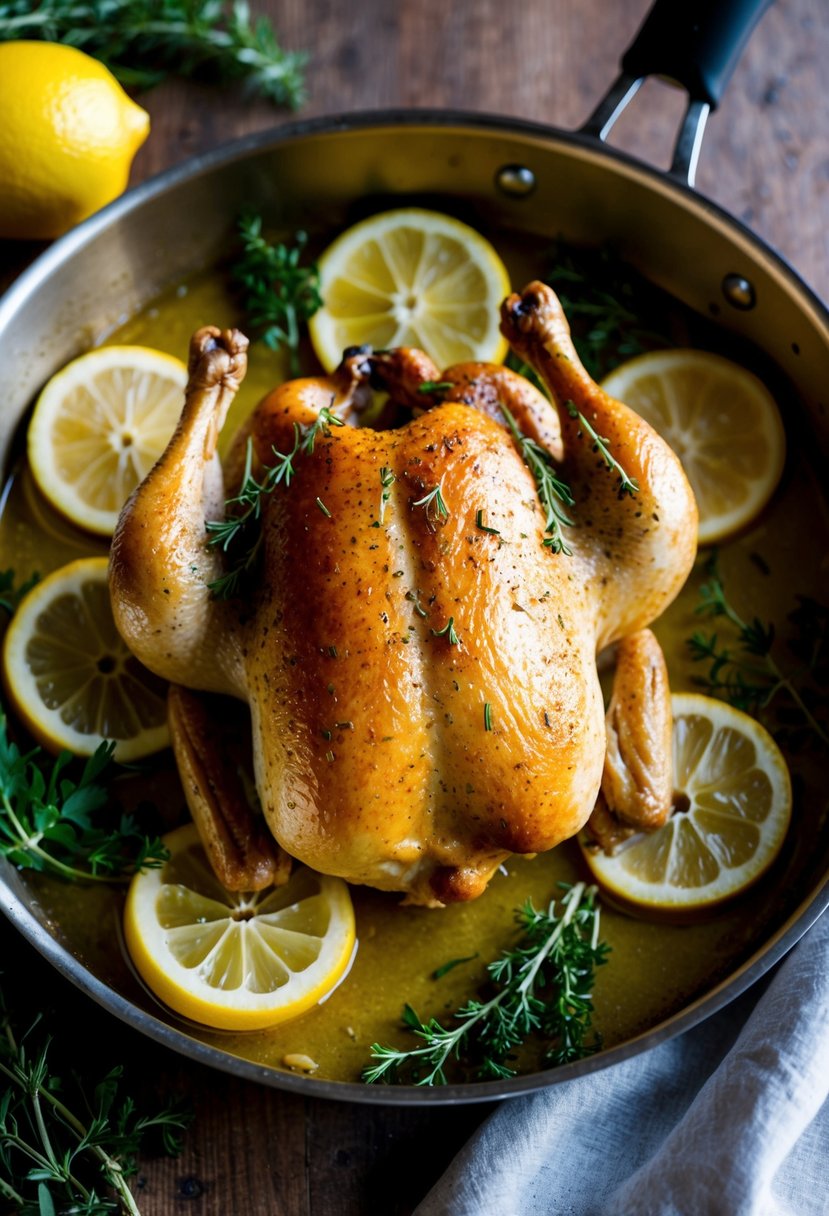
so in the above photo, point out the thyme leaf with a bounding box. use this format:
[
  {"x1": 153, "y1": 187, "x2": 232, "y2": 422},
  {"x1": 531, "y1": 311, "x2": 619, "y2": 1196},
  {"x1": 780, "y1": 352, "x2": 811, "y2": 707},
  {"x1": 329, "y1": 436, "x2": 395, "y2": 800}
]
[
  {"x1": 430, "y1": 617, "x2": 460, "y2": 646},
  {"x1": 0, "y1": 709, "x2": 168, "y2": 883},
  {"x1": 0, "y1": 0, "x2": 307, "y2": 107},
  {"x1": 232, "y1": 217, "x2": 322, "y2": 375},
  {"x1": 501, "y1": 404, "x2": 574, "y2": 555},
  {"x1": 363, "y1": 883, "x2": 608, "y2": 1085}
]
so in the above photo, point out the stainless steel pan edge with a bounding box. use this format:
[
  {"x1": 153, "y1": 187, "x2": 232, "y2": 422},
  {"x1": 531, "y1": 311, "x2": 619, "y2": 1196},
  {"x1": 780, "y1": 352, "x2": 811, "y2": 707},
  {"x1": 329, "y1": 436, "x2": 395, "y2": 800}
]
[{"x1": 1, "y1": 107, "x2": 828, "y2": 1106}]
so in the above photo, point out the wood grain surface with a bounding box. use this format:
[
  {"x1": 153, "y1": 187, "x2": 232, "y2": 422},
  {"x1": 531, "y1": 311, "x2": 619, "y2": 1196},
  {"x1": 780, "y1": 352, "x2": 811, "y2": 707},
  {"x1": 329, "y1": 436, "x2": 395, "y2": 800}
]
[{"x1": 1, "y1": 1, "x2": 827, "y2": 1214}]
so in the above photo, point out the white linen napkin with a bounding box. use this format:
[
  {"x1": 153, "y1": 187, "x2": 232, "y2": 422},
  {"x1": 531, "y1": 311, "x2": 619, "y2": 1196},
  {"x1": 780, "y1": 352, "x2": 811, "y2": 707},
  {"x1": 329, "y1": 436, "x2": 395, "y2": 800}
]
[{"x1": 415, "y1": 909, "x2": 829, "y2": 1216}]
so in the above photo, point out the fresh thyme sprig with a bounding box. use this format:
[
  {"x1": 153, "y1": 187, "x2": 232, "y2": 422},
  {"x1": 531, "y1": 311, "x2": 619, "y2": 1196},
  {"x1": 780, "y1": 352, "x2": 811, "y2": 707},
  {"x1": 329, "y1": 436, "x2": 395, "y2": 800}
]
[
  {"x1": 0, "y1": 711, "x2": 168, "y2": 883},
  {"x1": 688, "y1": 555, "x2": 828, "y2": 746},
  {"x1": 363, "y1": 882, "x2": 608, "y2": 1085},
  {"x1": 0, "y1": 569, "x2": 39, "y2": 617},
  {"x1": 565, "y1": 401, "x2": 639, "y2": 497},
  {"x1": 501, "y1": 404, "x2": 575, "y2": 555},
  {"x1": 0, "y1": 0, "x2": 307, "y2": 107},
  {"x1": 0, "y1": 984, "x2": 191, "y2": 1215},
  {"x1": 413, "y1": 482, "x2": 449, "y2": 525},
  {"x1": 207, "y1": 407, "x2": 343, "y2": 598},
  {"x1": 232, "y1": 216, "x2": 322, "y2": 375},
  {"x1": 544, "y1": 241, "x2": 671, "y2": 380}
]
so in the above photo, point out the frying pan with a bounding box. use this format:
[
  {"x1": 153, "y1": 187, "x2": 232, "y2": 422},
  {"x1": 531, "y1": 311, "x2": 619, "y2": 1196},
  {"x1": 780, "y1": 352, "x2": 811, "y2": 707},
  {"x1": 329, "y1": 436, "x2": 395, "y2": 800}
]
[{"x1": 1, "y1": 0, "x2": 827, "y2": 1105}]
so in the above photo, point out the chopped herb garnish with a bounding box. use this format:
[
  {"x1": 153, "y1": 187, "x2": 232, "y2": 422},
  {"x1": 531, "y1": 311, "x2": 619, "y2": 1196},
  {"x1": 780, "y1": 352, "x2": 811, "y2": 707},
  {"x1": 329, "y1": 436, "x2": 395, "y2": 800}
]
[
  {"x1": 475, "y1": 509, "x2": 500, "y2": 536},
  {"x1": 413, "y1": 482, "x2": 449, "y2": 524},
  {"x1": 565, "y1": 402, "x2": 639, "y2": 496},
  {"x1": 431, "y1": 617, "x2": 460, "y2": 646},
  {"x1": 316, "y1": 496, "x2": 331, "y2": 517},
  {"x1": 378, "y1": 466, "x2": 396, "y2": 524},
  {"x1": 406, "y1": 590, "x2": 429, "y2": 619},
  {"x1": 483, "y1": 703, "x2": 493, "y2": 731},
  {"x1": 232, "y1": 217, "x2": 322, "y2": 375},
  {"x1": 501, "y1": 404, "x2": 574, "y2": 555},
  {"x1": 364, "y1": 883, "x2": 608, "y2": 1084},
  {"x1": 0, "y1": 710, "x2": 167, "y2": 883}
]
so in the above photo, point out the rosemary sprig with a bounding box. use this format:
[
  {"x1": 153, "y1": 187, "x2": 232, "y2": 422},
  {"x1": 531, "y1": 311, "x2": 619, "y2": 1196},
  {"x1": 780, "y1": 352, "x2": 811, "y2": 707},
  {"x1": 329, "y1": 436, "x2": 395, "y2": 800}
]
[
  {"x1": 232, "y1": 216, "x2": 322, "y2": 375},
  {"x1": 417, "y1": 380, "x2": 454, "y2": 395},
  {"x1": 475, "y1": 509, "x2": 500, "y2": 536},
  {"x1": 501, "y1": 404, "x2": 575, "y2": 555},
  {"x1": 0, "y1": 711, "x2": 168, "y2": 883},
  {"x1": 565, "y1": 401, "x2": 639, "y2": 497},
  {"x1": 0, "y1": 0, "x2": 307, "y2": 107},
  {"x1": 431, "y1": 617, "x2": 460, "y2": 646},
  {"x1": 688, "y1": 555, "x2": 828, "y2": 746},
  {"x1": 207, "y1": 407, "x2": 343, "y2": 598},
  {"x1": 363, "y1": 883, "x2": 608, "y2": 1085},
  {"x1": 0, "y1": 984, "x2": 190, "y2": 1214},
  {"x1": 483, "y1": 702, "x2": 493, "y2": 731},
  {"x1": 413, "y1": 482, "x2": 449, "y2": 524}
]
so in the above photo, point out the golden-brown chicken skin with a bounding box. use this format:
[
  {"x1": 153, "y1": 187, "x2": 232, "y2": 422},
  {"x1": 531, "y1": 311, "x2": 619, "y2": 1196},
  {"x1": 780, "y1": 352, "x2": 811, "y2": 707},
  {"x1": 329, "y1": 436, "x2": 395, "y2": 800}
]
[{"x1": 110, "y1": 281, "x2": 697, "y2": 905}]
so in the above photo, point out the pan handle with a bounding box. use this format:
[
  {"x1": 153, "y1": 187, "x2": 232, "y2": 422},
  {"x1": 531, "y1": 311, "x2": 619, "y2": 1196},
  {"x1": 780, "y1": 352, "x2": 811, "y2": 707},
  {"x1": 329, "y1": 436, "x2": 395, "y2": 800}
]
[{"x1": 579, "y1": 0, "x2": 773, "y2": 188}]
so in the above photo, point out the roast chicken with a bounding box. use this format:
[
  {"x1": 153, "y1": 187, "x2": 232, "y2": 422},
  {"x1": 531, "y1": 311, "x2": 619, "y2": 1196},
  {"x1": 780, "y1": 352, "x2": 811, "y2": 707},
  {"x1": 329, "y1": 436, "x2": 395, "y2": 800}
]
[{"x1": 109, "y1": 281, "x2": 697, "y2": 906}]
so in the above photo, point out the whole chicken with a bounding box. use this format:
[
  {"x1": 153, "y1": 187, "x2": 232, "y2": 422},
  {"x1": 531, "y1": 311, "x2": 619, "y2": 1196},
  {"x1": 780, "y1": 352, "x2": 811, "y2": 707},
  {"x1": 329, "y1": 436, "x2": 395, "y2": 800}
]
[{"x1": 110, "y1": 281, "x2": 697, "y2": 905}]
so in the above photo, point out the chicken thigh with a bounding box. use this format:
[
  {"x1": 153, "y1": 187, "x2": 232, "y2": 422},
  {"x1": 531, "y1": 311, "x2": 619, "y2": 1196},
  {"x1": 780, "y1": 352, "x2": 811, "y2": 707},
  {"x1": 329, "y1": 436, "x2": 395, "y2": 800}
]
[{"x1": 110, "y1": 281, "x2": 697, "y2": 905}]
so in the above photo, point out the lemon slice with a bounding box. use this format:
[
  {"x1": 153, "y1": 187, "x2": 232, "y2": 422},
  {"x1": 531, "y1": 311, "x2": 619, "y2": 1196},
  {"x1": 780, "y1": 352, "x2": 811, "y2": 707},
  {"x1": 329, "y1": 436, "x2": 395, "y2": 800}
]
[
  {"x1": 601, "y1": 350, "x2": 785, "y2": 544},
  {"x1": 28, "y1": 346, "x2": 187, "y2": 536},
  {"x1": 2, "y1": 557, "x2": 169, "y2": 761},
  {"x1": 124, "y1": 825, "x2": 356, "y2": 1031},
  {"x1": 581, "y1": 694, "x2": 791, "y2": 913},
  {"x1": 309, "y1": 208, "x2": 510, "y2": 372}
]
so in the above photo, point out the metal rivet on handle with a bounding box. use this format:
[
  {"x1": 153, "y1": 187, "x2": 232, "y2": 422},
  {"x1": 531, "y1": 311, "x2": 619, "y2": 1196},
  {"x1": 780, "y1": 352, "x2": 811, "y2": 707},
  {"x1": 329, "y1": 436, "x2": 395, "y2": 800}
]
[
  {"x1": 722, "y1": 273, "x2": 756, "y2": 310},
  {"x1": 495, "y1": 164, "x2": 537, "y2": 197}
]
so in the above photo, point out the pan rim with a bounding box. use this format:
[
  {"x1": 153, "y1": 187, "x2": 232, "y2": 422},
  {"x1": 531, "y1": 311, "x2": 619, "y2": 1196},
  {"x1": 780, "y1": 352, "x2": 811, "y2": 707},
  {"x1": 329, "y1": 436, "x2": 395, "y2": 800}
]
[{"x1": 1, "y1": 105, "x2": 827, "y2": 1106}]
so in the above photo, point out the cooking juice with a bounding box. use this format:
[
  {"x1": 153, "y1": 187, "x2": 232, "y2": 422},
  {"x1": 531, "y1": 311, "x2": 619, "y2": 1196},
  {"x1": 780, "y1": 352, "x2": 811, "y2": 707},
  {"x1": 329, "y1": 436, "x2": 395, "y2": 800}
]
[{"x1": 2, "y1": 236, "x2": 827, "y2": 1085}]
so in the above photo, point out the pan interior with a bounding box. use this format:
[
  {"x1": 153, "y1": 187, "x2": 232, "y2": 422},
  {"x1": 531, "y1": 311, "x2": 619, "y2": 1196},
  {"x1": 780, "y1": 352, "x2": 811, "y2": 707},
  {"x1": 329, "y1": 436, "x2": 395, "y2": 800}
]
[{"x1": 1, "y1": 117, "x2": 828, "y2": 1104}]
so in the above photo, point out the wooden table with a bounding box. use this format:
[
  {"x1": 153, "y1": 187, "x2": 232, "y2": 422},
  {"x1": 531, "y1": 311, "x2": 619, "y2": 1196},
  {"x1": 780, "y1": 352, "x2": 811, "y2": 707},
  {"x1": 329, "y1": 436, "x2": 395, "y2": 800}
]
[{"x1": 1, "y1": 1, "x2": 827, "y2": 1212}]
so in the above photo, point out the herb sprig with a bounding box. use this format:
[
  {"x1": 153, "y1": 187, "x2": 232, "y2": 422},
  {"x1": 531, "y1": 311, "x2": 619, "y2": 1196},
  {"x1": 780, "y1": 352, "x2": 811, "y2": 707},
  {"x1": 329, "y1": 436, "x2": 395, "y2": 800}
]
[
  {"x1": 565, "y1": 401, "x2": 639, "y2": 497},
  {"x1": 501, "y1": 405, "x2": 575, "y2": 555},
  {"x1": 232, "y1": 217, "x2": 322, "y2": 375},
  {"x1": 363, "y1": 882, "x2": 608, "y2": 1086},
  {"x1": 688, "y1": 555, "x2": 828, "y2": 746},
  {"x1": 413, "y1": 482, "x2": 448, "y2": 525},
  {"x1": 0, "y1": 984, "x2": 190, "y2": 1214},
  {"x1": 0, "y1": 712, "x2": 168, "y2": 883},
  {"x1": 207, "y1": 408, "x2": 344, "y2": 598},
  {"x1": 0, "y1": 0, "x2": 307, "y2": 107}
]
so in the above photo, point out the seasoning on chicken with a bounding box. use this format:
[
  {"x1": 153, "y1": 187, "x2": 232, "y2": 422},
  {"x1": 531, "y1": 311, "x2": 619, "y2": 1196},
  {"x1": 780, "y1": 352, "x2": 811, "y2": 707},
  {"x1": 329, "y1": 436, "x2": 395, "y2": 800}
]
[{"x1": 109, "y1": 281, "x2": 697, "y2": 906}]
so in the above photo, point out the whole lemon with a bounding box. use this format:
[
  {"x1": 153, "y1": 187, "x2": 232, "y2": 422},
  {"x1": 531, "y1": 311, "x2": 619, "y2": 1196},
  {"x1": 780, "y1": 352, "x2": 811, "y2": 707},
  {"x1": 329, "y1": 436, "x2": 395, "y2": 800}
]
[{"x1": 0, "y1": 41, "x2": 150, "y2": 240}]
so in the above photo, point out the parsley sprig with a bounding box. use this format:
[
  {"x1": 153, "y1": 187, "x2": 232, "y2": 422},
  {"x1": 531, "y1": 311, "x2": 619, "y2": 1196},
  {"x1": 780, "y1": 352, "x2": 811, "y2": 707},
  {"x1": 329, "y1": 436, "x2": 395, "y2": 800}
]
[
  {"x1": 0, "y1": 712, "x2": 167, "y2": 883},
  {"x1": 0, "y1": 0, "x2": 307, "y2": 107},
  {"x1": 688, "y1": 555, "x2": 828, "y2": 746},
  {"x1": 207, "y1": 407, "x2": 344, "y2": 598},
  {"x1": 501, "y1": 405, "x2": 575, "y2": 555},
  {"x1": 232, "y1": 217, "x2": 323, "y2": 375},
  {"x1": 0, "y1": 984, "x2": 190, "y2": 1215},
  {"x1": 363, "y1": 883, "x2": 608, "y2": 1086}
]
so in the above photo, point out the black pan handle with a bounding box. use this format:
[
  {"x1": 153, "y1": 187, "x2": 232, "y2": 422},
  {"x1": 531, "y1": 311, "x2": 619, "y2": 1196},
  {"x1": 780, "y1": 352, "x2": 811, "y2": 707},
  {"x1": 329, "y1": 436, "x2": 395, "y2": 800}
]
[{"x1": 580, "y1": 0, "x2": 774, "y2": 187}]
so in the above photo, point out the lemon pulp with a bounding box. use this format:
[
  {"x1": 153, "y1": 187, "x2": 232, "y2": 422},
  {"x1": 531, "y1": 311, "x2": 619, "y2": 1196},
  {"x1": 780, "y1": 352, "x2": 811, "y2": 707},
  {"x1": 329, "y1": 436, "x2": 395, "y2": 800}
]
[
  {"x1": 309, "y1": 208, "x2": 511, "y2": 371},
  {"x1": 124, "y1": 825, "x2": 356, "y2": 1031}
]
